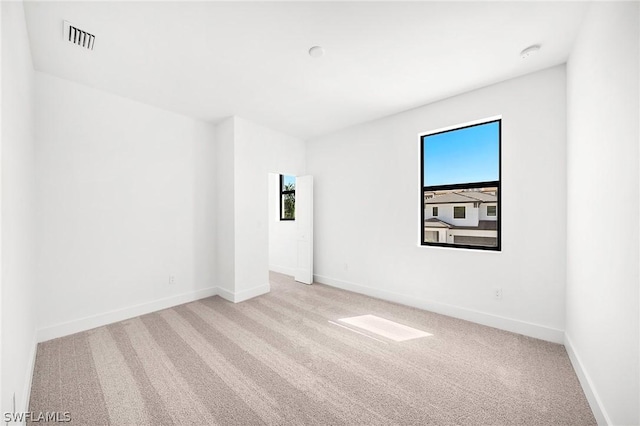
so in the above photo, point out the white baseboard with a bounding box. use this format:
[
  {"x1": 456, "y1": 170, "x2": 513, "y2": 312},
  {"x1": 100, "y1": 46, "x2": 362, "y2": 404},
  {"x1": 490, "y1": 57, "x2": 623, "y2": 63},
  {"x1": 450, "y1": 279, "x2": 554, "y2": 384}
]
[
  {"x1": 269, "y1": 264, "x2": 296, "y2": 277},
  {"x1": 564, "y1": 333, "x2": 610, "y2": 425},
  {"x1": 217, "y1": 283, "x2": 270, "y2": 303},
  {"x1": 234, "y1": 283, "x2": 270, "y2": 303},
  {"x1": 36, "y1": 281, "x2": 274, "y2": 342},
  {"x1": 217, "y1": 286, "x2": 235, "y2": 303},
  {"x1": 36, "y1": 286, "x2": 218, "y2": 342},
  {"x1": 313, "y1": 274, "x2": 564, "y2": 343}
]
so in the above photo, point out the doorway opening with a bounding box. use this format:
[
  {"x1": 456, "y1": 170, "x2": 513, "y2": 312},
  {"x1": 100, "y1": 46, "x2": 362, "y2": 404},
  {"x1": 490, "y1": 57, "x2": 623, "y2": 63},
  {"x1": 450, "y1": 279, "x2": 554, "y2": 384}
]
[{"x1": 267, "y1": 173, "x2": 313, "y2": 285}]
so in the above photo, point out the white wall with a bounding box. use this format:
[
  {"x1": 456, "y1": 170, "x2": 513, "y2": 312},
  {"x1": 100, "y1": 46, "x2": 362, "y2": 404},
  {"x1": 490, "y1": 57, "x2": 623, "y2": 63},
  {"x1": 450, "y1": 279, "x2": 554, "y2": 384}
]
[
  {"x1": 194, "y1": 113, "x2": 217, "y2": 304},
  {"x1": 35, "y1": 72, "x2": 217, "y2": 340},
  {"x1": 1, "y1": 0, "x2": 3, "y2": 411},
  {"x1": 307, "y1": 66, "x2": 567, "y2": 342},
  {"x1": 213, "y1": 116, "x2": 305, "y2": 300},
  {"x1": 215, "y1": 117, "x2": 235, "y2": 296},
  {"x1": 1, "y1": 0, "x2": 38, "y2": 415},
  {"x1": 233, "y1": 117, "x2": 305, "y2": 295},
  {"x1": 565, "y1": 2, "x2": 639, "y2": 425}
]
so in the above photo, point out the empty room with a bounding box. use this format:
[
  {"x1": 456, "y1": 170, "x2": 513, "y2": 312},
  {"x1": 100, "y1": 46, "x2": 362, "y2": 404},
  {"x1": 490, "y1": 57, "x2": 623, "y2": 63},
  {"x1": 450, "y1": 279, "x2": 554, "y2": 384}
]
[{"x1": 1, "y1": 1, "x2": 639, "y2": 425}]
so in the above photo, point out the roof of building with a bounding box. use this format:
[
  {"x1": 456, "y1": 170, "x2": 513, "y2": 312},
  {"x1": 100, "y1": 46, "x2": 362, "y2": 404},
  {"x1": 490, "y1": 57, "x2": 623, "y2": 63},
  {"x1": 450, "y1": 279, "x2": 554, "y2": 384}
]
[
  {"x1": 462, "y1": 191, "x2": 497, "y2": 202},
  {"x1": 424, "y1": 191, "x2": 497, "y2": 204},
  {"x1": 457, "y1": 220, "x2": 498, "y2": 231},
  {"x1": 424, "y1": 218, "x2": 452, "y2": 228}
]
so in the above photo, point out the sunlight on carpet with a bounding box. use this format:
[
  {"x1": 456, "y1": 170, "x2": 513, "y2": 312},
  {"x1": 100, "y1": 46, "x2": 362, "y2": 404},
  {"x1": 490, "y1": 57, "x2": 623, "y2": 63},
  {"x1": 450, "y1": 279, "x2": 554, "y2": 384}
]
[{"x1": 338, "y1": 314, "x2": 433, "y2": 342}]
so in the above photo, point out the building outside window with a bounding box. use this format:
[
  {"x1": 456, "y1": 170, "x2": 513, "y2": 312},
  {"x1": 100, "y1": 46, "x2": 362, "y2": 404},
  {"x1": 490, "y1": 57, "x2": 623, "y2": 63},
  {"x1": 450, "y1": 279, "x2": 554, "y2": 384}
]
[{"x1": 421, "y1": 119, "x2": 501, "y2": 250}]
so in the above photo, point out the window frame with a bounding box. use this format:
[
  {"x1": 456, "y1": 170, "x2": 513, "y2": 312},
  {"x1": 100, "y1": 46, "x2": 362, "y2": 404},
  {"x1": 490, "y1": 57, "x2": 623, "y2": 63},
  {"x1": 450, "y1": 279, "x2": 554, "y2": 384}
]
[
  {"x1": 487, "y1": 205, "x2": 497, "y2": 217},
  {"x1": 432, "y1": 206, "x2": 438, "y2": 217},
  {"x1": 279, "y1": 174, "x2": 296, "y2": 221},
  {"x1": 420, "y1": 119, "x2": 501, "y2": 251}
]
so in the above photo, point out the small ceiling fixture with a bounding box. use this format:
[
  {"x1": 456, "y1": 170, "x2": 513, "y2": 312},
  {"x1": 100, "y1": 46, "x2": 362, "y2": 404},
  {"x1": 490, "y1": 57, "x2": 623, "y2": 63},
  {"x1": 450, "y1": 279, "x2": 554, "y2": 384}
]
[
  {"x1": 308, "y1": 46, "x2": 324, "y2": 58},
  {"x1": 520, "y1": 44, "x2": 541, "y2": 59}
]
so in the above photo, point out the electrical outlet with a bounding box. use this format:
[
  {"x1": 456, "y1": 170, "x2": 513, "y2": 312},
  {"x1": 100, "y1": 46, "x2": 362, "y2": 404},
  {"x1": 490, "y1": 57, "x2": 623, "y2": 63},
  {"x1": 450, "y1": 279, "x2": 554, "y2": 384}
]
[
  {"x1": 493, "y1": 288, "x2": 503, "y2": 300},
  {"x1": 169, "y1": 275, "x2": 176, "y2": 286}
]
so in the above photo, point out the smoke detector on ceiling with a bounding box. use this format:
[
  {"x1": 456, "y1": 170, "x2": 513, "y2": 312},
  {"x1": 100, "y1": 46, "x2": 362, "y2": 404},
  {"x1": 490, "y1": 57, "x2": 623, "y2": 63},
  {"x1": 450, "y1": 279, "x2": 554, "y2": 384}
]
[
  {"x1": 63, "y1": 21, "x2": 95, "y2": 50},
  {"x1": 308, "y1": 46, "x2": 325, "y2": 58},
  {"x1": 520, "y1": 44, "x2": 541, "y2": 59}
]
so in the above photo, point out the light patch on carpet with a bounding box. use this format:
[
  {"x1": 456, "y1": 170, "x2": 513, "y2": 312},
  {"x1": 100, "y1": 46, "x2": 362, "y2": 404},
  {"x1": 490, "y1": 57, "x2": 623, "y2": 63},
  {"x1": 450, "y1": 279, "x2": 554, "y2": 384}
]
[
  {"x1": 327, "y1": 320, "x2": 388, "y2": 344},
  {"x1": 338, "y1": 315, "x2": 432, "y2": 342}
]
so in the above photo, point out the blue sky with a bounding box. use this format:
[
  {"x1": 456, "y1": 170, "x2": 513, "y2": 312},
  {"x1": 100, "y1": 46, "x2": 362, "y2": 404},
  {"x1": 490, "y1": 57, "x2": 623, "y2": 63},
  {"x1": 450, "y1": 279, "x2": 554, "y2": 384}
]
[
  {"x1": 283, "y1": 175, "x2": 296, "y2": 188},
  {"x1": 423, "y1": 121, "x2": 499, "y2": 186}
]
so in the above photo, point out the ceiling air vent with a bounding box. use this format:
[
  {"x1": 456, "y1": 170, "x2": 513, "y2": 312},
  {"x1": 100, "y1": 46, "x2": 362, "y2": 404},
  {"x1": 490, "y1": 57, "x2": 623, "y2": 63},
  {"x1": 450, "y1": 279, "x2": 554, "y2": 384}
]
[{"x1": 63, "y1": 21, "x2": 95, "y2": 50}]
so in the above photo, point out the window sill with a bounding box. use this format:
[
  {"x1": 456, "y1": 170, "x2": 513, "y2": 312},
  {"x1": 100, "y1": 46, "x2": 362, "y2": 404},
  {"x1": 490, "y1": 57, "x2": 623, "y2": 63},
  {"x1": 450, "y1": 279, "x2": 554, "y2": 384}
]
[{"x1": 416, "y1": 243, "x2": 501, "y2": 253}]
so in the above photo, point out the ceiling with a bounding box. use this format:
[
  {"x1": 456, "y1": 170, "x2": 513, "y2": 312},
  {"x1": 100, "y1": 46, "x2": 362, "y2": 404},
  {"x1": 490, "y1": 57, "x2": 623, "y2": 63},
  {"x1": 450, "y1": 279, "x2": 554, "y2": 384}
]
[{"x1": 23, "y1": 1, "x2": 588, "y2": 139}]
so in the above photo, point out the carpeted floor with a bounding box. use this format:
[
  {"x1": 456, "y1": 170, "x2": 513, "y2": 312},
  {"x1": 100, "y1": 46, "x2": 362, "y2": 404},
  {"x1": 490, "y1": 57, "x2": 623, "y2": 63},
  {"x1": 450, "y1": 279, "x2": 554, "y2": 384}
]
[{"x1": 29, "y1": 272, "x2": 595, "y2": 425}]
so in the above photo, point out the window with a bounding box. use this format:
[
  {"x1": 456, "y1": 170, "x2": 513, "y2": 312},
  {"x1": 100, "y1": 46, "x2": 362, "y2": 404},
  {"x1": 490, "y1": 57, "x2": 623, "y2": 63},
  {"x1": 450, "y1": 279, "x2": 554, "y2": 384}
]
[
  {"x1": 453, "y1": 206, "x2": 466, "y2": 219},
  {"x1": 280, "y1": 174, "x2": 295, "y2": 220},
  {"x1": 421, "y1": 119, "x2": 501, "y2": 250},
  {"x1": 425, "y1": 231, "x2": 439, "y2": 242}
]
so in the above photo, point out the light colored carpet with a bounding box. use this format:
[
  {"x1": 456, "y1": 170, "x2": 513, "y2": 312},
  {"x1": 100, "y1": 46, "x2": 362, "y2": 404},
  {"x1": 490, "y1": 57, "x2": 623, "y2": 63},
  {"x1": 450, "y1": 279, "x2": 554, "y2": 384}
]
[{"x1": 29, "y1": 272, "x2": 595, "y2": 425}]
